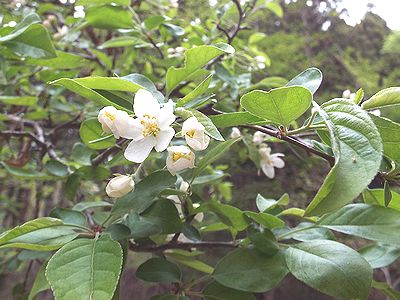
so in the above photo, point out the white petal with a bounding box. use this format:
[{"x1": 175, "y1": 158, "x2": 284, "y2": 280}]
[
  {"x1": 185, "y1": 132, "x2": 210, "y2": 151},
  {"x1": 271, "y1": 156, "x2": 285, "y2": 168},
  {"x1": 157, "y1": 100, "x2": 176, "y2": 130},
  {"x1": 133, "y1": 89, "x2": 160, "y2": 118},
  {"x1": 117, "y1": 117, "x2": 144, "y2": 140},
  {"x1": 155, "y1": 127, "x2": 175, "y2": 152},
  {"x1": 182, "y1": 116, "x2": 204, "y2": 133},
  {"x1": 261, "y1": 162, "x2": 275, "y2": 179},
  {"x1": 124, "y1": 136, "x2": 156, "y2": 163}
]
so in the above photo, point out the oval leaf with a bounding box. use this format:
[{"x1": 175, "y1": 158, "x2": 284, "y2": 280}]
[
  {"x1": 286, "y1": 67, "x2": 323, "y2": 94},
  {"x1": 240, "y1": 86, "x2": 312, "y2": 126},
  {"x1": 136, "y1": 257, "x2": 181, "y2": 283},
  {"x1": 362, "y1": 87, "x2": 400, "y2": 110},
  {"x1": 46, "y1": 235, "x2": 123, "y2": 300},
  {"x1": 305, "y1": 100, "x2": 382, "y2": 216},
  {"x1": 286, "y1": 240, "x2": 372, "y2": 299}
]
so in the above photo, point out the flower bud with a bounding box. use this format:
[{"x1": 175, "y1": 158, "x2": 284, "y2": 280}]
[
  {"x1": 253, "y1": 131, "x2": 269, "y2": 145},
  {"x1": 106, "y1": 175, "x2": 134, "y2": 198},
  {"x1": 182, "y1": 116, "x2": 210, "y2": 151},
  {"x1": 98, "y1": 106, "x2": 131, "y2": 139},
  {"x1": 166, "y1": 146, "x2": 195, "y2": 175},
  {"x1": 230, "y1": 127, "x2": 241, "y2": 139}
]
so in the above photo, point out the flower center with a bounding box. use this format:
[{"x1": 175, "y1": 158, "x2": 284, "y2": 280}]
[
  {"x1": 186, "y1": 129, "x2": 196, "y2": 138},
  {"x1": 140, "y1": 115, "x2": 160, "y2": 137},
  {"x1": 104, "y1": 111, "x2": 116, "y2": 121},
  {"x1": 172, "y1": 152, "x2": 191, "y2": 162}
]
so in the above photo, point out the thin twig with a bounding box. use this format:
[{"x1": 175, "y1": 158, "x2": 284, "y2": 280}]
[
  {"x1": 91, "y1": 139, "x2": 126, "y2": 166},
  {"x1": 129, "y1": 241, "x2": 238, "y2": 252}
]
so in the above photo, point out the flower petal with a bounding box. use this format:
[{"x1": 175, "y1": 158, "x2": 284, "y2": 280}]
[
  {"x1": 155, "y1": 127, "x2": 175, "y2": 152},
  {"x1": 261, "y1": 161, "x2": 275, "y2": 179},
  {"x1": 271, "y1": 156, "x2": 285, "y2": 168},
  {"x1": 124, "y1": 136, "x2": 156, "y2": 163},
  {"x1": 133, "y1": 89, "x2": 160, "y2": 118},
  {"x1": 157, "y1": 100, "x2": 176, "y2": 130},
  {"x1": 117, "y1": 117, "x2": 144, "y2": 141}
]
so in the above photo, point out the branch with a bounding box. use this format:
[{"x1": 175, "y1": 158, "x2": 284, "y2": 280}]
[
  {"x1": 91, "y1": 139, "x2": 126, "y2": 166},
  {"x1": 243, "y1": 125, "x2": 335, "y2": 166},
  {"x1": 129, "y1": 241, "x2": 238, "y2": 252}
]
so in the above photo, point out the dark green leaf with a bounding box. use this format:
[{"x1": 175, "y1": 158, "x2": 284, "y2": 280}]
[{"x1": 136, "y1": 257, "x2": 181, "y2": 283}]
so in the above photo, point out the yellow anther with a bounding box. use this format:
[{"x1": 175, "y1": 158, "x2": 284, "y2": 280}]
[
  {"x1": 172, "y1": 152, "x2": 191, "y2": 162},
  {"x1": 186, "y1": 129, "x2": 196, "y2": 138},
  {"x1": 104, "y1": 111, "x2": 116, "y2": 121},
  {"x1": 141, "y1": 119, "x2": 160, "y2": 137}
]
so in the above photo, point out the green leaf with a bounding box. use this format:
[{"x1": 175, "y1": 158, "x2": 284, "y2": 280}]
[
  {"x1": 354, "y1": 88, "x2": 364, "y2": 105},
  {"x1": 45, "y1": 160, "x2": 69, "y2": 177},
  {"x1": 213, "y1": 249, "x2": 288, "y2": 292},
  {"x1": 49, "y1": 208, "x2": 86, "y2": 226},
  {"x1": 0, "y1": 217, "x2": 79, "y2": 251},
  {"x1": 247, "y1": 228, "x2": 279, "y2": 256},
  {"x1": 77, "y1": 0, "x2": 130, "y2": 5},
  {"x1": 363, "y1": 188, "x2": 400, "y2": 211},
  {"x1": 362, "y1": 87, "x2": 400, "y2": 110},
  {"x1": 285, "y1": 240, "x2": 372, "y2": 299},
  {"x1": 50, "y1": 78, "x2": 131, "y2": 112},
  {"x1": 80, "y1": 118, "x2": 116, "y2": 150},
  {"x1": 112, "y1": 170, "x2": 176, "y2": 214},
  {"x1": 244, "y1": 211, "x2": 284, "y2": 229},
  {"x1": 210, "y1": 112, "x2": 265, "y2": 128},
  {"x1": 126, "y1": 199, "x2": 182, "y2": 239},
  {"x1": 318, "y1": 204, "x2": 400, "y2": 245},
  {"x1": 203, "y1": 281, "x2": 256, "y2": 300},
  {"x1": 73, "y1": 201, "x2": 112, "y2": 211},
  {"x1": 193, "y1": 138, "x2": 240, "y2": 178},
  {"x1": 74, "y1": 76, "x2": 145, "y2": 93},
  {"x1": 384, "y1": 181, "x2": 392, "y2": 207},
  {"x1": 28, "y1": 263, "x2": 50, "y2": 300},
  {"x1": 305, "y1": 100, "x2": 382, "y2": 216},
  {"x1": 265, "y1": 2, "x2": 283, "y2": 18},
  {"x1": 166, "y1": 43, "x2": 235, "y2": 95},
  {"x1": 26, "y1": 51, "x2": 89, "y2": 69},
  {"x1": 286, "y1": 67, "x2": 323, "y2": 94},
  {"x1": 177, "y1": 74, "x2": 213, "y2": 107},
  {"x1": 98, "y1": 36, "x2": 150, "y2": 49},
  {"x1": 136, "y1": 257, "x2": 181, "y2": 283},
  {"x1": 202, "y1": 201, "x2": 249, "y2": 231},
  {"x1": 86, "y1": 5, "x2": 135, "y2": 29},
  {"x1": 0, "y1": 13, "x2": 56, "y2": 58},
  {"x1": 144, "y1": 15, "x2": 168, "y2": 30},
  {"x1": 240, "y1": 86, "x2": 312, "y2": 126},
  {"x1": 372, "y1": 280, "x2": 400, "y2": 300},
  {"x1": 370, "y1": 115, "x2": 400, "y2": 163},
  {"x1": 46, "y1": 234, "x2": 123, "y2": 300},
  {"x1": 256, "y1": 193, "x2": 289, "y2": 212},
  {"x1": 359, "y1": 243, "x2": 400, "y2": 268},
  {"x1": 0, "y1": 95, "x2": 37, "y2": 106},
  {"x1": 166, "y1": 252, "x2": 214, "y2": 274}
]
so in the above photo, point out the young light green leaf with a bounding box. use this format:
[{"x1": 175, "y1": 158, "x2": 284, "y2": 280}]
[
  {"x1": 0, "y1": 95, "x2": 37, "y2": 106},
  {"x1": 86, "y1": 5, "x2": 135, "y2": 29},
  {"x1": 112, "y1": 170, "x2": 176, "y2": 214},
  {"x1": 286, "y1": 67, "x2": 323, "y2": 94},
  {"x1": 363, "y1": 188, "x2": 400, "y2": 211},
  {"x1": 99, "y1": 36, "x2": 150, "y2": 49},
  {"x1": 166, "y1": 43, "x2": 235, "y2": 95},
  {"x1": 46, "y1": 234, "x2": 123, "y2": 300},
  {"x1": 318, "y1": 204, "x2": 400, "y2": 245},
  {"x1": 354, "y1": 88, "x2": 364, "y2": 105},
  {"x1": 80, "y1": 118, "x2": 117, "y2": 150},
  {"x1": 213, "y1": 249, "x2": 288, "y2": 292},
  {"x1": 244, "y1": 211, "x2": 285, "y2": 229},
  {"x1": 362, "y1": 87, "x2": 400, "y2": 110},
  {"x1": 240, "y1": 86, "x2": 312, "y2": 126},
  {"x1": 136, "y1": 257, "x2": 181, "y2": 283},
  {"x1": 177, "y1": 74, "x2": 213, "y2": 107},
  {"x1": 27, "y1": 51, "x2": 89, "y2": 69},
  {"x1": 372, "y1": 280, "x2": 400, "y2": 300},
  {"x1": 370, "y1": 114, "x2": 400, "y2": 163},
  {"x1": 166, "y1": 252, "x2": 214, "y2": 274},
  {"x1": 201, "y1": 201, "x2": 249, "y2": 231},
  {"x1": 193, "y1": 137, "x2": 240, "y2": 178},
  {"x1": 0, "y1": 217, "x2": 79, "y2": 251},
  {"x1": 286, "y1": 240, "x2": 372, "y2": 299},
  {"x1": 191, "y1": 110, "x2": 224, "y2": 141},
  {"x1": 305, "y1": 100, "x2": 382, "y2": 216}
]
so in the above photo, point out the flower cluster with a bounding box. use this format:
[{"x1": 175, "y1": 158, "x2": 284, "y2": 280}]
[{"x1": 99, "y1": 89, "x2": 212, "y2": 198}]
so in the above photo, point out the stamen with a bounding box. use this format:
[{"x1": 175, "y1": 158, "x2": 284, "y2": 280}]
[
  {"x1": 104, "y1": 111, "x2": 116, "y2": 121},
  {"x1": 172, "y1": 152, "x2": 191, "y2": 162},
  {"x1": 186, "y1": 129, "x2": 196, "y2": 138}
]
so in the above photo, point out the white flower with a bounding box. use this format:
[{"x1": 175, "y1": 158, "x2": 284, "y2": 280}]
[
  {"x1": 98, "y1": 106, "x2": 131, "y2": 139},
  {"x1": 253, "y1": 131, "x2": 269, "y2": 145},
  {"x1": 259, "y1": 146, "x2": 285, "y2": 179},
  {"x1": 230, "y1": 127, "x2": 241, "y2": 139},
  {"x1": 106, "y1": 174, "x2": 135, "y2": 198},
  {"x1": 182, "y1": 116, "x2": 210, "y2": 151},
  {"x1": 122, "y1": 89, "x2": 176, "y2": 163},
  {"x1": 166, "y1": 145, "x2": 195, "y2": 175}
]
